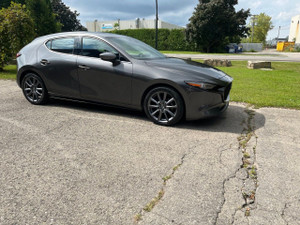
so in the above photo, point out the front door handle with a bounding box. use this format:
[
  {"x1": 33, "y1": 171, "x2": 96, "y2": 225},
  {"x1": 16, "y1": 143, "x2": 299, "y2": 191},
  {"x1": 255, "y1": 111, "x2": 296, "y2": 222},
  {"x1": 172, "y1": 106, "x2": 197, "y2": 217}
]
[
  {"x1": 40, "y1": 59, "x2": 50, "y2": 66},
  {"x1": 78, "y1": 65, "x2": 90, "y2": 70}
]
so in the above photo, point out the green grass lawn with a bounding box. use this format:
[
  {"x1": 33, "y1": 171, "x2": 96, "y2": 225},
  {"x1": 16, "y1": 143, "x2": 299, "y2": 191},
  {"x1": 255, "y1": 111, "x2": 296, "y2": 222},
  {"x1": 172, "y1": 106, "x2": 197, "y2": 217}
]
[
  {"x1": 0, "y1": 65, "x2": 17, "y2": 80},
  {"x1": 1, "y1": 62, "x2": 300, "y2": 109},
  {"x1": 210, "y1": 61, "x2": 300, "y2": 109},
  {"x1": 161, "y1": 51, "x2": 233, "y2": 55},
  {"x1": 161, "y1": 51, "x2": 282, "y2": 57},
  {"x1": 161, "y1": 51, "x2": 206, "y2": 54}
]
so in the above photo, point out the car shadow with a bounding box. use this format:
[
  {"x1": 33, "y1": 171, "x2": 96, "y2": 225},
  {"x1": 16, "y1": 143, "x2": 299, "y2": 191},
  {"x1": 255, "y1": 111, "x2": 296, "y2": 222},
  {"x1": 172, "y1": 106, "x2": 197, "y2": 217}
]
[
  {"x1": 177, "y1": 104, "x2": 266, "y2": 134},
  {"x1": 47, "y1": 100, "x2": 265, "y2": 134}
]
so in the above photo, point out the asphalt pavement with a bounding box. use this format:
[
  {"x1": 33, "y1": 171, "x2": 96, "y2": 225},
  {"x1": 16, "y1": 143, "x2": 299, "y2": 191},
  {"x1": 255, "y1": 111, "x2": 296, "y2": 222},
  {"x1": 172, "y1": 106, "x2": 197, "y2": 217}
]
[{"x1": 0, "y1": 80, "x2": 299, "y2": 224}]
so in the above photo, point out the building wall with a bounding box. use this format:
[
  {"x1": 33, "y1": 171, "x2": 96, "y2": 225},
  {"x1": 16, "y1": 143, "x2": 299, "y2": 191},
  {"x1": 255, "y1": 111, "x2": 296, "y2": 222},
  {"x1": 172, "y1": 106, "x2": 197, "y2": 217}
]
[
  {"x1": 86, "y1": 19, "x2": 183, "y2": 32},
  {"x1": 288, "y1": 15, "x2": 300, "y2": 44}
]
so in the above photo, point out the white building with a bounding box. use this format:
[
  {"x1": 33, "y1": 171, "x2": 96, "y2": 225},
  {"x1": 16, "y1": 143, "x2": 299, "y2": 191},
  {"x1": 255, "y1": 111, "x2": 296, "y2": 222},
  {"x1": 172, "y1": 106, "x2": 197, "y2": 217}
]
[
  {"x1": 86, "y1": 18, "x2": 183, "y2": 32},
  {"x1": 288, "y1": 15, "x2": 300, "y2": 44}
]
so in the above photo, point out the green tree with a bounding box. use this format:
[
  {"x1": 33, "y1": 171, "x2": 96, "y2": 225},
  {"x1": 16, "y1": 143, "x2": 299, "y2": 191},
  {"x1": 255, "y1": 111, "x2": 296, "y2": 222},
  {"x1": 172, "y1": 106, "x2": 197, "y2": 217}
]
[
  {"x1": 25, "y1": 0, "x2": 61, "y2": 36},
  {"x1": 186, "y1": 0, "x2": 250, "y2": 52},
  {"x1": 250, "y1": 13, "x2": 273, "y2": 44},
  {"x1": 50, "y1": 0, "x2": 87, "y2": 31},
  {"x1": 0, "y1": 2, "x2": 35, "y2": 70},
  {"x1": 0, "y1": 0, "x2": 25, "y2": 9}
]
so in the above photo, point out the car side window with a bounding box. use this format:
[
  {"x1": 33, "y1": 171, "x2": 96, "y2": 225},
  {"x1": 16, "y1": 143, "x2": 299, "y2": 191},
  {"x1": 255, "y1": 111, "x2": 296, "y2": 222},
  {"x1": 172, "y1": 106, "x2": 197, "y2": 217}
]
[
  {"x1": 81, "y1": 37, "x2": 118, "y2": 58},
  {"x1": 45, "y1": 40, "x2": 51, "y2": 49},
  {"x1": 46, "y1": 38, "x2": 75, "y2": 54}
]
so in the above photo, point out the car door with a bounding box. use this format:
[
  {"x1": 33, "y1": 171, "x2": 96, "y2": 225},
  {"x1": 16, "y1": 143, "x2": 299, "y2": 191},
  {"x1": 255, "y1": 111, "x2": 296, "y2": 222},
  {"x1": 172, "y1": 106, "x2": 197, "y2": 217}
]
[
  {"x1": 37, "y1": 36, "x2": 80, "y2": 98},
  {"x1": 77, "y1": 37, "x2": 132, "y2": 106}
]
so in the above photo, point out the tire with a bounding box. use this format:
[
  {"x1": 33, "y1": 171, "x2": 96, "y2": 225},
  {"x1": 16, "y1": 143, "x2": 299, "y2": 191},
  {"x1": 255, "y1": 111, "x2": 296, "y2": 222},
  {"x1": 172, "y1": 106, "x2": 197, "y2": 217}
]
[
  {"x1": 143, "y1": 87, "x2": 184, "y2": 126},
  {"x1": 22, "y1": 73, "x2": 48, "y2": 105}
]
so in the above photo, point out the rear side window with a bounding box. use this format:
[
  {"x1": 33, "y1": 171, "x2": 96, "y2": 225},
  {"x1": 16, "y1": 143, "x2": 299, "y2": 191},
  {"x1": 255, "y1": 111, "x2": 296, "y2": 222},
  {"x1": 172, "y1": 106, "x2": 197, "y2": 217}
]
[{"x1": 46, "y1": 37, "x2": 75, "y2": 54}]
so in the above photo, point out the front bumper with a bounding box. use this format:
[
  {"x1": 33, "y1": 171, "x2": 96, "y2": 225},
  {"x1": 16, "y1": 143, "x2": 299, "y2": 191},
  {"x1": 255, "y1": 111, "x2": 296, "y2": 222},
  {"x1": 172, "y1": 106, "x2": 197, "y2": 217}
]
[{"x1": 185, "y1": 84, "x2": 231, "y2": 121}]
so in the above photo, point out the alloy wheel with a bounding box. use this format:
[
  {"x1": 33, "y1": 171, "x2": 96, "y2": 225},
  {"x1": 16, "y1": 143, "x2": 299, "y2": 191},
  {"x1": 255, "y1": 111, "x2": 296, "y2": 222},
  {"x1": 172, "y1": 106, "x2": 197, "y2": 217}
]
[
  {"x1": 22, "y1": 74, "x2": 47, "y2": 104},
  {"x1": 147, "y1": 91, "x2": 178, "y2": 124}
]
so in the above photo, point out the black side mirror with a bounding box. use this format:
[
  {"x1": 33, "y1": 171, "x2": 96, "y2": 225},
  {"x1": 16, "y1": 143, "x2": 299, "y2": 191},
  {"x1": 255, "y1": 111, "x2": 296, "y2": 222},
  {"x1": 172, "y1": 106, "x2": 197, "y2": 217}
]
[{"x1": 99, "y1": 52, "x2": 117, "y2": 62}]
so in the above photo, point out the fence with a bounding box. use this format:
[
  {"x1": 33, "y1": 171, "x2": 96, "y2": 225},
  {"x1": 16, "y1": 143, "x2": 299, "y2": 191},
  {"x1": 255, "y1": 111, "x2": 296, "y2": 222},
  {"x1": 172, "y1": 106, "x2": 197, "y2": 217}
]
[{"x1": 240, "y1": 43, "x2": 263, "y2": 52}]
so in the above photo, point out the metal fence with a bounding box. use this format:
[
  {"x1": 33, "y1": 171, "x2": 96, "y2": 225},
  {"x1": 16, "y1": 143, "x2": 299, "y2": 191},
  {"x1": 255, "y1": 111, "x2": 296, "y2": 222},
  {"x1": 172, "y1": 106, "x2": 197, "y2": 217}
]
[{"x1": 240, "y1": 43, "x2": 263, "y2": 52}]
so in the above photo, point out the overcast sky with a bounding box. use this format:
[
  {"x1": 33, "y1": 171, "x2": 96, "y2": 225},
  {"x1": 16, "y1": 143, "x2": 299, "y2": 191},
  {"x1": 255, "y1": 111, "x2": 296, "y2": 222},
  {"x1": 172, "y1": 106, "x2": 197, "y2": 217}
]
[{"x1": 63, "y1": 0, "x2": 300, "y2": 40}]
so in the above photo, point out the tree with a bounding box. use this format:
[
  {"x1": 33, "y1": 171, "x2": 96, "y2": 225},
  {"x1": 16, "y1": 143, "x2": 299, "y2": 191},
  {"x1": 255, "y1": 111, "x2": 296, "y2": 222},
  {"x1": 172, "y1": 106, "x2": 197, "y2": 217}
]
[
  {"x1": 250, "y1": 13, "x2": 273, "y2": 44},
  {"x1": 0, "y1": 0, "x2": 26, "y2": 9},
  {"x1": 25, "y1": 0, "x2": 61, "y2": 36},
  {"x1": 50, "y1": 0, "x2": 87, "y2": 31},
  {"x1": 186, "y1": 0, "x2": 250, "y2": 52},
  {"x1": 0, "y1": 2, "x2": 35, "y2": 70},
  {"x1": 114, "y1": 23, "x2": 119, "y2": 30}
]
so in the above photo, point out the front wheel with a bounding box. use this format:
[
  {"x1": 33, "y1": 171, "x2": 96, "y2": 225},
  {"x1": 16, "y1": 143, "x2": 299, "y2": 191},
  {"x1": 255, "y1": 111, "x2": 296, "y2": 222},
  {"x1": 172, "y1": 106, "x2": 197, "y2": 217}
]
[
  {"x1": 144, "y1": 87, "x2": 184, "y2": 126},
  {"x1": 22, "y1": 73, "x2": 48, "y2": 105}
]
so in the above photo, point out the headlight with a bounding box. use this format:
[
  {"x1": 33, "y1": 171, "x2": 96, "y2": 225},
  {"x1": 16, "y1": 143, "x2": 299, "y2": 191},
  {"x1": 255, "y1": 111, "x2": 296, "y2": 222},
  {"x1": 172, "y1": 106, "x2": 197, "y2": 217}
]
[{"x1": 185, "y1": 81, "x2": 216, "y2": 90}]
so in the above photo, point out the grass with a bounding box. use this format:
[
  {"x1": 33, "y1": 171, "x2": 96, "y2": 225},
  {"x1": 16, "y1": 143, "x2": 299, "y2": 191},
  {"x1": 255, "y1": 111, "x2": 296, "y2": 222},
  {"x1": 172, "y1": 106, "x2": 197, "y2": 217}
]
[
  {"x1": 160, "y1": 51, "x2": 282, "y2": 57},
  {"x1": 134, "y1": 213, "x2": 142, "y2": 222},
  {"x1": 195, "y1": 60, "x2": 300, "y2": 109},
  {"x1": 0, "y1": 64, "x2": 17, "y2": 80},
  {"x1": 161, "y1": 51, "x2": 206, "y2": 54},
  {"x1": 161, "y1": 50, "x2": 234, "y2": 55},
  {"x1": 143, "y1": 190, "x2": 165, "y2": 212}
]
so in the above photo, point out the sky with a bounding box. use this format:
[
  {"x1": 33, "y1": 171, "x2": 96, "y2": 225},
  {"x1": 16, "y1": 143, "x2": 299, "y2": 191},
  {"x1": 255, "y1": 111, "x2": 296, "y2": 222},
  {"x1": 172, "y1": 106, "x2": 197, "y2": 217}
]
[{"x1": 63, "y1": 0, "x2": 300, "y2": 40}]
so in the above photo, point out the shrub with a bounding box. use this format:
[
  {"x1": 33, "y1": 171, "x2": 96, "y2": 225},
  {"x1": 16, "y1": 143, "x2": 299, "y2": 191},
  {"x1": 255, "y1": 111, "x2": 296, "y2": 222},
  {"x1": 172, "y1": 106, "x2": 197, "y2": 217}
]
[
  {"x1": 110, "y1": 29, "x2": 195, "y2": 51},
  {"x1": 0, "y1": 3, "x2": 35, "y2": 70}
]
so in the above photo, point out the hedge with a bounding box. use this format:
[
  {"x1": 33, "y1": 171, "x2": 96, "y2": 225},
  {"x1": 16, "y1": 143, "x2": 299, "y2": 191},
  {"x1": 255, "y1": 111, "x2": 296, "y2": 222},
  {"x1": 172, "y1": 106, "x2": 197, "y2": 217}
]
[{"x1": 110, "y1": 29, "x2": 196, "y2": 51}]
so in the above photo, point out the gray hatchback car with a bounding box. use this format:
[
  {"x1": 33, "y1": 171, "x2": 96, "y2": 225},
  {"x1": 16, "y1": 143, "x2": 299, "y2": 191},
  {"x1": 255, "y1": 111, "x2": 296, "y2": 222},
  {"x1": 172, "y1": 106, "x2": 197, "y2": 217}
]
[{"x1": 17, "y1": 32, "x2": 233, "y2": 126}]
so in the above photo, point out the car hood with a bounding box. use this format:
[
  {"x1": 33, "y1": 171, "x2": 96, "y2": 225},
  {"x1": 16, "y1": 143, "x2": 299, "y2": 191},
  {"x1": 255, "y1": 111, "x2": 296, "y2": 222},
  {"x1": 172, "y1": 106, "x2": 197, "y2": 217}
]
[{"x1": 145, "y1": 57, "x2": 231, "y2": 82}]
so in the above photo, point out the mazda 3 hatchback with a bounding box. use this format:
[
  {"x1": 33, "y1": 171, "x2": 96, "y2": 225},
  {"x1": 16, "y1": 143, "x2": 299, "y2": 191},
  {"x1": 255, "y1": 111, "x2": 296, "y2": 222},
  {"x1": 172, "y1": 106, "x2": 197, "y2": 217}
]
[{"x1": 17, "y1": 32, "x2": 233, "y2": 126}]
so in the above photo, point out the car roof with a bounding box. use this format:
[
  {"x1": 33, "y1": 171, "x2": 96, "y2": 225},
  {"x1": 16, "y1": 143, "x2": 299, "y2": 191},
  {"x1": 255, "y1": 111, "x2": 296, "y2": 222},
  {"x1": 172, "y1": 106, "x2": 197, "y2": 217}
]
[{"x1": 34, "y1": 31, "x2": 125, "y2": 42}]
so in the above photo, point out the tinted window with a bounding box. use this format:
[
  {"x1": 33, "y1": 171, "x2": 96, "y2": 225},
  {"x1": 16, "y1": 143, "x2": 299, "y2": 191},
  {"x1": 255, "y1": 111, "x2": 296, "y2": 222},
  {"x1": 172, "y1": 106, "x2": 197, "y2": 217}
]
[
  {"x1": 49, "y1": 38, "x2": 75, "y2": 54},
  {"x1": 45, "y1": 40, "x2": 51, "y2": 49},
  {"x1": 81, "y1": 37, "x2": 117, "y2": 58}
]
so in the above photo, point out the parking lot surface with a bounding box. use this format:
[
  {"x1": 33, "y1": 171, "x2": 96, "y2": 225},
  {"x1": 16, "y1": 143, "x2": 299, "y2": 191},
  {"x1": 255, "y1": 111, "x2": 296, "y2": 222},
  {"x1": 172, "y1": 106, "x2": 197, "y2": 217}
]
[{"x1": 0, "y1": 80, "x2": 299, "y2": 224}]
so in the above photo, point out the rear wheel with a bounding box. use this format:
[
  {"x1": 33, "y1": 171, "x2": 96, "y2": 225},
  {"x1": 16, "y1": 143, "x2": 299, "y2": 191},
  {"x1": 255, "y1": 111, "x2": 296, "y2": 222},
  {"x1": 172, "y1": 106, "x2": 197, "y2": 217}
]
[
  {"x1": 144, "y1": 87, "x2": 184, "y2": 126},
  {"x1": 22, "y1": 73, "x2": 48, "y2": 105}
]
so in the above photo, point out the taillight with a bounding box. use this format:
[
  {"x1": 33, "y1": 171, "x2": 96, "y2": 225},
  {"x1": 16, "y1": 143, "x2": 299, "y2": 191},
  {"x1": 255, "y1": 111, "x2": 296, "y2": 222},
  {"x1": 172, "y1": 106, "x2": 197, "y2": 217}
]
[{"x1": 16, "y1": 53, "x2": 22, "y2": 58}]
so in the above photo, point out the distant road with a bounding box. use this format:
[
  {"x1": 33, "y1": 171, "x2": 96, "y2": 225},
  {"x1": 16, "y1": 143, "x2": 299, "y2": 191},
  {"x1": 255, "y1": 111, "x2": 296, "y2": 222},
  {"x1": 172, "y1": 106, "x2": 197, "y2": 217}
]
[{"x1": 165, "y1": 50, "x2": 300, "y2": 62}]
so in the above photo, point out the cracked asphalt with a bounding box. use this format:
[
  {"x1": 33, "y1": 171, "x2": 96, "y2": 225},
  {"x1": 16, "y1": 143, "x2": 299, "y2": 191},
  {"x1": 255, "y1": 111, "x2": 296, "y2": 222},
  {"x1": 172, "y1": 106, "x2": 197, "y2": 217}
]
[{"x1": 0, "y1": 80, "x2": 300, "y2": 224}]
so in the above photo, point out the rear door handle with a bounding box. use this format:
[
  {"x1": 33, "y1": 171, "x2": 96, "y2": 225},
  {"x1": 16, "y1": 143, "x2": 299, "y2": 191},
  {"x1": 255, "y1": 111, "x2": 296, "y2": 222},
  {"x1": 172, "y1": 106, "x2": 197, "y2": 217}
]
[
  {"x1": 78, "y1": 65, "x2": 90, "y2": 70},
  {"x1": 40, "y1": 59, "x2": 50, "y2": 66}
]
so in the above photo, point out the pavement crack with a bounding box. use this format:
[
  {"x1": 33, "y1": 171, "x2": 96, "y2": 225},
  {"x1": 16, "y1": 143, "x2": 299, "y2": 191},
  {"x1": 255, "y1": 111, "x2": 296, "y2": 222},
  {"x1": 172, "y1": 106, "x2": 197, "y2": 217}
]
[
  {"x1": 216, "y1": 105, "x2": 259, "y2": 224},
  {"x1": 218, "y1": 144, "x2": 232, "y2": 167},
  {"x1": 134, "y1": 153, "x2": 187, "y2": 223},
  {"x1": 238, "y1": 105, "x2": 258, "y2": 218},
  {"x1": 214, "y1": 167, "x2": 241, "y2": 225},
  {"x1": 281, "y1": 203, "x2": 289, "y2": 225}
]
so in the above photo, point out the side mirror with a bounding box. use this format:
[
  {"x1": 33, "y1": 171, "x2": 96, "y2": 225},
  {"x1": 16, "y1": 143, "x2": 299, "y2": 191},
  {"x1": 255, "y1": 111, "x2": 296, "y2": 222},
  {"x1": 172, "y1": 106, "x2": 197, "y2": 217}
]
[{"x1": 99, "y1": 52, "x2": 117, "y2": 62}]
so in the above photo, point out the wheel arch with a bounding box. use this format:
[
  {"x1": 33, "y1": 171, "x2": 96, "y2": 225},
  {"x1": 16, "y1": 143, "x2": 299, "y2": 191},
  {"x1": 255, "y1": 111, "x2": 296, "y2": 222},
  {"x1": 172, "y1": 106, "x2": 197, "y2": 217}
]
[
  {"x1": 18, "y1": 67, "x2": 47, "y2": 89},
  {"x1": 141, "y1": 82, "x2": 186, "y2": 116}
]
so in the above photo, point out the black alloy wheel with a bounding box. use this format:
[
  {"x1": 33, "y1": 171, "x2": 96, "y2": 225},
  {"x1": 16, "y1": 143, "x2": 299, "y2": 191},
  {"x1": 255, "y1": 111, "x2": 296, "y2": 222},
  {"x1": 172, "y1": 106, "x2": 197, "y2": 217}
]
[
  {"x1": 22, "y1": 73, "x2": 48, "y2": 105},
  {"x1": 144, "y1": 87, "x2": 184, "y2": 125}
]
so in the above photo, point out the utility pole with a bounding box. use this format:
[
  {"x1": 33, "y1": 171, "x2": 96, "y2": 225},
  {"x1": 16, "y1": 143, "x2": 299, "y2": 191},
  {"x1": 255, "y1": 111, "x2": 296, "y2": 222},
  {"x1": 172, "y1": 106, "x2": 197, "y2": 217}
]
[
  {"x1": 251, "y1": 15, "x2": 257, "y2": 43},
  {"x1": 277, "y1": 26, "x2": 281, "y2": 42},
  {"x1": 155, "y1": 0, "x2": 158, "y2": 49}
]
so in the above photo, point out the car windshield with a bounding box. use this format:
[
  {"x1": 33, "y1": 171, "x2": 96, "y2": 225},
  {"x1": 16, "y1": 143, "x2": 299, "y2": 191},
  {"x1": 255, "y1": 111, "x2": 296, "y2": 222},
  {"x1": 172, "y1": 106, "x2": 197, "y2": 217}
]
[{"x1": 107, "y1": 36, "x2": 166, "y2": 60}]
